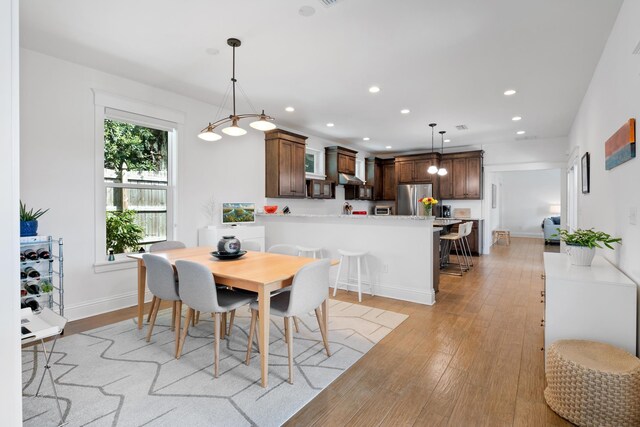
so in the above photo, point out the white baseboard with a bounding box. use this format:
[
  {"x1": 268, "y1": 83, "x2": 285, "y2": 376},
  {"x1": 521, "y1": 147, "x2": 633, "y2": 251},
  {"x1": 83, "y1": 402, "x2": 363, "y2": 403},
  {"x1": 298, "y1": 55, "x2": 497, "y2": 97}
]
[
  {"x1": 332, "y1": 280, "x2": 435, "y2": 305},
  {"x1": 510, "y1": 232, "x2": 543, "y2": 238},
  {"x1": 64, "y1": 290, "x2": 153, "y2": 321}
]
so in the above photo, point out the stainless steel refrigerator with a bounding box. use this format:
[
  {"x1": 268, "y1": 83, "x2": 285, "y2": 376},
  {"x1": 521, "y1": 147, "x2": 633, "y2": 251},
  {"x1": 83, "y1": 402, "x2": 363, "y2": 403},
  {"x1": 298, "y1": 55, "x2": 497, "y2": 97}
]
[{"x1": 397, "y1": 184, "x2": 433, "y2": 216}]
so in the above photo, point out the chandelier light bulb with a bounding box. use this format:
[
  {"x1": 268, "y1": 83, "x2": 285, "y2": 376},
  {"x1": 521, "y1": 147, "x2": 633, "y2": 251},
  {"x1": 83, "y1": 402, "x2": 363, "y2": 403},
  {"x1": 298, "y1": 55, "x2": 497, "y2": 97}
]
[
  {"x1": 250, "y1": 111, "x2": 277, "y2": 131},
  {"x1": 437, "y1": 168, "x2": 448, "y2": 176},
  {"x1": 198, "y1": 124, "x2": 222, "y2": 141},
  {"x1": 222, "y1": 119, "x2": 247, "y2": 136},
  {"x1": 427, "y1": 165, "x2": 439, "y2": 174}
]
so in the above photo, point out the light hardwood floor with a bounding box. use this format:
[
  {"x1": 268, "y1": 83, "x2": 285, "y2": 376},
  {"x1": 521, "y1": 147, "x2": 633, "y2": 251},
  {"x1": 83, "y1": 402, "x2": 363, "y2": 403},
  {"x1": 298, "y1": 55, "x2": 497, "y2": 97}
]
[{"x1": 64, "y1": 237, "x2": 570, "y2": 426}]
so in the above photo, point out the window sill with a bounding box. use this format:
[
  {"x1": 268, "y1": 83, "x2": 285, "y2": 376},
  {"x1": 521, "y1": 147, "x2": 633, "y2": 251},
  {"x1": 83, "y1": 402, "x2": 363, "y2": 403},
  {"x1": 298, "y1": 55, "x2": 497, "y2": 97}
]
[{"x1": 94, "y1": 258, "x2": 137, "y2": 274}]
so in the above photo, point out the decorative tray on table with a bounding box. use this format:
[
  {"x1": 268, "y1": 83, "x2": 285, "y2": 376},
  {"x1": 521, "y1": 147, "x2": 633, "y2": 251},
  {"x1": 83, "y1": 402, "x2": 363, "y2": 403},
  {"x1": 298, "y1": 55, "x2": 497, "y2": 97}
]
[{"x1": 210, "y1": 250, "x2": 247, "y2": 260}]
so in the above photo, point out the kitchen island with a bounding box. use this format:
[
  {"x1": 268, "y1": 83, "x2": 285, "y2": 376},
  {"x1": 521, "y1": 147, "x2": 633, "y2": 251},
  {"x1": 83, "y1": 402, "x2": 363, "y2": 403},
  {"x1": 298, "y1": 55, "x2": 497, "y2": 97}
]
[{"x1": 257, "y1": 214, "x2": 458, "y2": 305}]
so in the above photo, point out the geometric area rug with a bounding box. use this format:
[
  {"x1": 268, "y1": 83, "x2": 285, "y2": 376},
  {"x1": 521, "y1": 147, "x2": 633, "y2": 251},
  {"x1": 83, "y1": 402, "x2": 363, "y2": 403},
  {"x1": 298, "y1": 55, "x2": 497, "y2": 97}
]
[{"x1": 22, "y1": 299, "x2": 407, "y2": 426}]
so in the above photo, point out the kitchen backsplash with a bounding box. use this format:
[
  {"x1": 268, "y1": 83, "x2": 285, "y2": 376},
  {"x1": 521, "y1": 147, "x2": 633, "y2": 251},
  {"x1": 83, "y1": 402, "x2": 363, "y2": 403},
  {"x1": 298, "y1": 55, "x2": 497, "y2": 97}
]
[
  {"x1": 265, "y1": 186, "x2": 374, "y2": 215},
  {"x1": 441, "y1": 199, "x2": 483, "y2": 219}
]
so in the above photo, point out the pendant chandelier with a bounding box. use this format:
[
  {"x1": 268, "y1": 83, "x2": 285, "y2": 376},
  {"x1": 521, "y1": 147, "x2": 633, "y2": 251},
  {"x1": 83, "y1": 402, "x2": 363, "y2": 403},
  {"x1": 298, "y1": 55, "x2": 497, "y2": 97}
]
[
  {"x1": 198, "y1": 38, "x2": 276, "y2": 141},
  {"x1": 427, "y1": 123, "x2": 438, "y2": 174},
  {"x1": 437, "y1": 130, "x2": 448, "y2": 176}
]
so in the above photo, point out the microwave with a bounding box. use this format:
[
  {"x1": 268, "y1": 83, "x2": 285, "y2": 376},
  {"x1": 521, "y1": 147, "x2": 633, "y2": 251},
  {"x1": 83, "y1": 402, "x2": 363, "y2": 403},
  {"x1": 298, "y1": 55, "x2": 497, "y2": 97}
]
[{"x1": 374, "y1": 205, "x2": 393, "y2": 216}]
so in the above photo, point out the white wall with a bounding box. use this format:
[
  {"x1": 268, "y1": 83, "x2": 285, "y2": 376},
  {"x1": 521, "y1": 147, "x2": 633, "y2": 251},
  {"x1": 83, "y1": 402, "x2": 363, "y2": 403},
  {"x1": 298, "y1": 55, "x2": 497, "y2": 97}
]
[
  {"x1": 19, "y1": 49, "x2": 372, "y2": 319},
  {"x1": 497, "y1": 169, "x2": 561, "y2": 237},
  {"x1": 0, "y1": 0, "x2": 22, "y2": 423},
  {"x1": 567, "y1": 0, "x2": 640, "y2": 351}
]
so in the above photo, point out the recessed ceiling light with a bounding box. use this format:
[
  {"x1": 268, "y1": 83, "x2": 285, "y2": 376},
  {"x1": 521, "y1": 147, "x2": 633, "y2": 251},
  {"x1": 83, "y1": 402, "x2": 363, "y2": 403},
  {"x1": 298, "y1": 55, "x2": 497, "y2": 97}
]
[
  {"x1": 205, "y1": 48, "x2": 220, "y2": 55},
  {"x1": 400, "y1": 109, "x2": 410, "y2": 114},
  {"x1": 517, "y1": 130, "x2": 526, "y2": 135},
  {"x1": 363, "y1": 137, "x2": 370, "y2": 141},
  {"x1": 504, "y1": 89, "x2": 517, "y2": 96},
  {"x1": 326, "y1": 123, "x2": 334, "y2": 127},
  {"x1": 444, "y1": 139, "x2": 451, "y2": 143},
  {"x1": 385, "y1": 145, "x2": 392, "y2": 149},
  {"x1": 369, "y1": 86, "x2": 381, "y2": 93},
  {"x1": 298, "y1": 6, "x2": 316, "y2": 16},
  {"x1": 285, "y1": 106, "x2": 295, "y2": 112},
  {"x1": 512, "y1": 116, "x2": 522, "y2": 121}
]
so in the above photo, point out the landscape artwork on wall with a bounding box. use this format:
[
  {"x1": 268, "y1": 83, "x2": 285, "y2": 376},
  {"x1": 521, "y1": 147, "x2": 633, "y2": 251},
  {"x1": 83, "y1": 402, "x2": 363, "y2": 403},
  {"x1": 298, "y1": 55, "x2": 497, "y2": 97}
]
[{"x1": 605, "y1": 118, "x2": 636, "y2": 170}]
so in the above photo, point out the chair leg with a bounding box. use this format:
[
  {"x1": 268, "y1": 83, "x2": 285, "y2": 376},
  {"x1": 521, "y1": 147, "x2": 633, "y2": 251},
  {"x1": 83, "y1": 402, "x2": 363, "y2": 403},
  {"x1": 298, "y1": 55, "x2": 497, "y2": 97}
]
[
  {"x1": 283, "y1": 317, "x2": 289, "y2": 343},
  {"x1": 221, "y1": 312, "x2": 227, "y2": 340},
  {"x1": 146, "y1": 297, "x2": 161, "y2": 342},
  {"x1": 245, "y1": 308, "x2": 258, "y2": 365},
  {"x1": 356, "y1": 256, "x2": 362, "y2": 303},
  {"x1": 363, "y1": 256, "x2": 374, "y2": 297},
  {"x1": 171, "y1": 301, "x2": 177, "y2": 331},
  {"x1": 213, "y1": 312, "x2": 221, "y2": 378},
  {"x1": 177, "y1": 307, "x2": 193, "y2": 359},
  {"x1": 147, "y1": 296, "x2": 157, "y2": 323},
  {"x1": 293, "y1": 316, "x2": 300, "y2": 333},
  {"x1": 333, "y1": 255, "x2": 344, "y2": 296},
  {"x1": 174, "y1": 300, "x2": 182, "y2": 358},
  {"x1": 285, "y1": 316, "x2": 294, "y2": 384},
  {"x1": 195, "y1": 310, "x2": 201, "y2": 325},
  {"x1": 315, "y1": 307, "x2": 331, "y2": 357},
  {"x1": 227, "y1": 309, "x2": 236, "y2": 337}
]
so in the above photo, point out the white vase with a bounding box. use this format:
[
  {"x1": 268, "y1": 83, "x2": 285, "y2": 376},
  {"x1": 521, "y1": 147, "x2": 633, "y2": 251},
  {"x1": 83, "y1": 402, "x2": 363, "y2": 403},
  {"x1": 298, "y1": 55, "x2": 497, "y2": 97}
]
[{"x1": 567, "y1": 245, "x2": 596, "y2": 266}]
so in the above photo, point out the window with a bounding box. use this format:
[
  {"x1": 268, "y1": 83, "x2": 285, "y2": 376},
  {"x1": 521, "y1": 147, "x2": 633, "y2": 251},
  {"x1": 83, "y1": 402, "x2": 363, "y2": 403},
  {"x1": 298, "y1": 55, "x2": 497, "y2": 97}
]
[
  {"x1": 305, "y1": 147, "x2": 325, "y2": 179},
  {"x1": 104, "y1": 118, "x2": 171, "y2": 255},
  {"x1": 93, "y1": 90, "x2": 183, "y2": 266}
]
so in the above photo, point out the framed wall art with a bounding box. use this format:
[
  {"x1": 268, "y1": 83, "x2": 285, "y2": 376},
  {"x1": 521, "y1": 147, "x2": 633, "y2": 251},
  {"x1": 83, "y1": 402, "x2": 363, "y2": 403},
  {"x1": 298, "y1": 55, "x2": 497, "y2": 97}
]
[{"x1": 582, "y1": 152, "x2": 590, "y2": 194}]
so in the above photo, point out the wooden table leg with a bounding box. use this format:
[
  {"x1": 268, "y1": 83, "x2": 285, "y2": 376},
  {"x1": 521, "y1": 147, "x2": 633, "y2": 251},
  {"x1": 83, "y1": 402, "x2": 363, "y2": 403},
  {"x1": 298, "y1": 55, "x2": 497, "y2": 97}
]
[
  {"x1": 258, "y1": 287, "x2": 271, "y2": 388},
  {"x1": 137, "y1": 260, "x2": 146, "y2": 330}
]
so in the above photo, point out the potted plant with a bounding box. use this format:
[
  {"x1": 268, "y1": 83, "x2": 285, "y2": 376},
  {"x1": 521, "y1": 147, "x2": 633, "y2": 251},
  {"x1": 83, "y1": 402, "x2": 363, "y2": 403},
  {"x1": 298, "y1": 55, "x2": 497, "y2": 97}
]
[
  {"x1": 106, "y1": 210, "x2": 144, "y2": 255},
  {"x1": 554, "y1": 228, "x2": 621, "y2": 266},
  {"x1": 19, "y1": 201, "x2": 49, "y2": 237}
]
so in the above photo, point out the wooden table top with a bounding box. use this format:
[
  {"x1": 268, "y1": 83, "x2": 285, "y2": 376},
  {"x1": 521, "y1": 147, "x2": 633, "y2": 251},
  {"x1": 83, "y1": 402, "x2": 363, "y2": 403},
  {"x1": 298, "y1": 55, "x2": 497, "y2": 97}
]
[{"x1": 128, "y1": 247, "x2": 336, "y2": 289}]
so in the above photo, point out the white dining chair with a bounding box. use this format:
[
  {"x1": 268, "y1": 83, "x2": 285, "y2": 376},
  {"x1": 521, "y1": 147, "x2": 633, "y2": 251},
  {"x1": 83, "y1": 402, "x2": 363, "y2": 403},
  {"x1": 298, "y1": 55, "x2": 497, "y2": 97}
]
[
  {"x1": 267, "y1": 244, "x2": 299, "y2": 256},
  {"x1": 142, "y1": 254, "x2": 183, "y2": 357},
  {"x1": 175, "y1": 260, "x2": 257, "y2": 377},
  {"x1": 245, "y1": 259, "x2": 331, "y2": 384},
  {"x1": 148, "y1": 240, "x2": 187, "y2": 325}
]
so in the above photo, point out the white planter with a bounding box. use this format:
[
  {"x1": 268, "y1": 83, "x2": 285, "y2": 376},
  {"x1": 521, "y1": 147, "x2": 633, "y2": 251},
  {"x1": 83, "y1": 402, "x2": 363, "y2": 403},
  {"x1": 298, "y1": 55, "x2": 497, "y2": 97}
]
[{"x1": 567, "y1": 245, "x2": 596, "y2": 266}]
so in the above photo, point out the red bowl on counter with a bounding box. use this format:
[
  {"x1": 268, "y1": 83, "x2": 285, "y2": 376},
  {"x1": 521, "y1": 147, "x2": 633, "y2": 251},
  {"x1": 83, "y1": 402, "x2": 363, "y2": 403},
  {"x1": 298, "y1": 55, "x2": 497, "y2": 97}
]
[{"x1": 264, "y1": 205, "x2": 278, "y2": 214}]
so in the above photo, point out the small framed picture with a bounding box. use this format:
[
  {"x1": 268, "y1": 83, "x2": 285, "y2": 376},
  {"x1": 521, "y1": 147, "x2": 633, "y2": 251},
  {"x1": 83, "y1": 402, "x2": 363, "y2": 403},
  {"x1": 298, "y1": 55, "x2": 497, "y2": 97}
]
[{"x1": 581, "y1": 152, "x2": 590, "y2": 194}]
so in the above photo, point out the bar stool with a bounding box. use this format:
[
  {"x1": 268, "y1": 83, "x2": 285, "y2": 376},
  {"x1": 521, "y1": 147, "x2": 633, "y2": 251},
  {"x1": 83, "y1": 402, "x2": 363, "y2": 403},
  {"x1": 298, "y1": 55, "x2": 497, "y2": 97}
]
[
  {"x1": 297, "y1": 246, "x2": 323, "y2": 258},
  {"x1": 440, "y1": 224, "x2": 469, "y2": 276},
  {"x1": 333, "y1": 250, "x2": 373, "y2": 302},
  {"x1": 460, "y1": 222, "x2": 474, "y2": 268}
]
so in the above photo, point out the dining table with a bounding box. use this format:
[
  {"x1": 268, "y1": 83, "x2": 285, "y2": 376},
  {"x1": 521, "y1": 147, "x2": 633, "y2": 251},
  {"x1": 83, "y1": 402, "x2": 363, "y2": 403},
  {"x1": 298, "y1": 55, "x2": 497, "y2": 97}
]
[{"x1": 127, "y1": 247, "x2": 335, "y2": 388}]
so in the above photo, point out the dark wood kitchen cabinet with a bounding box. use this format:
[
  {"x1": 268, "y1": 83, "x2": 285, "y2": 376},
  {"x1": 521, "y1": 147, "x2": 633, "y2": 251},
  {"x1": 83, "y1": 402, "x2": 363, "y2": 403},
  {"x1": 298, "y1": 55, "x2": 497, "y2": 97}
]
[
  {"x1": 395, "y1": 153, "x2": 440, "y2": 185},
  {"x1": 440, "y1": 150, "x2": 483, "y2": 200},
  {"x1": 325, "y1": 146, "x2": 358, "y2": 183},
  {"x1": 448, "y1": 219, "x2": 484, "y2": 255},
  {"x1": 265, "y1": 129, "x2": 308, "y2": 198},
  {"x1": 366, "y1": 157, "x2": 396, "y2": 201},
  {"x1": 344, "y1": 185, "x2": 373, "y2": 200},
  {"x1": 307, "y1": 179, "x2": 334, "y2": 199}
]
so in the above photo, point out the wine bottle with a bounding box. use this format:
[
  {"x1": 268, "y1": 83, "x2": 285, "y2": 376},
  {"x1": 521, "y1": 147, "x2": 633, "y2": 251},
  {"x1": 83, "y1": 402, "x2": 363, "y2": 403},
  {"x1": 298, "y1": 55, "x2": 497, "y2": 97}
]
[
  {"x1": 24, "y1": 249, "x2": 38, "y2": 260},
  {"x1": 26, "y1": 283, "x2": 40, "y2": 295},
  {"x1": 36, "y1": 248, "x2": 50, "y2": 259},
  {"x1": 24, "y1": 297, "x2": 40, "y2": 312},
  {"x1": 20, "y1": 252, "x2": 26, "y2": 262},
  {"x1": 21, "y1": 270, "x2": 27, "y2": 280},
  {"x1": 24, "y1": 266, "x2": 40, "y2": 279}
]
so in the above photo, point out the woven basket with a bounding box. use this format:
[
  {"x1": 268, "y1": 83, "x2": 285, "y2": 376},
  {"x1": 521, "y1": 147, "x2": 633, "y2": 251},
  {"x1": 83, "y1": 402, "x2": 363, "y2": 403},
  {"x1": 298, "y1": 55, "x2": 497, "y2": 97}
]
[{"x1": 544, "y1": 340, "x2": 640, "y2": 427}]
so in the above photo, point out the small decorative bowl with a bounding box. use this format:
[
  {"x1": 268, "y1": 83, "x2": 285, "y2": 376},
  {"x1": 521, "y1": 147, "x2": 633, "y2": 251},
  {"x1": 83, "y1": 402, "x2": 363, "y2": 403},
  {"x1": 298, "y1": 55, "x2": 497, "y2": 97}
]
[{"x1": 264, "y1": 205, "x2": 278, "y2": 214}]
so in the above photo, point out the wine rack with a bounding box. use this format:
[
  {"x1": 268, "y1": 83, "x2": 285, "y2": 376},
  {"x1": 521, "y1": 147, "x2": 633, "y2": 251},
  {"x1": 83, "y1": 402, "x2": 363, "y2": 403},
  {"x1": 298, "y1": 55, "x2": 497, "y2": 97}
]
[{"x1": 20, "y1": 236, "x2": 64, "y2": 316}]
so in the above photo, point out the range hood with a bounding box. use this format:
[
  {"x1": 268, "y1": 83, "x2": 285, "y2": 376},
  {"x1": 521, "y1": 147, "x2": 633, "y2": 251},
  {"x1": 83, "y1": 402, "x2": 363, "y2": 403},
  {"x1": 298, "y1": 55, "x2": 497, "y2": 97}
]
[{"x1": 339, "y1": 173, "x2": 364, "y2": 186}]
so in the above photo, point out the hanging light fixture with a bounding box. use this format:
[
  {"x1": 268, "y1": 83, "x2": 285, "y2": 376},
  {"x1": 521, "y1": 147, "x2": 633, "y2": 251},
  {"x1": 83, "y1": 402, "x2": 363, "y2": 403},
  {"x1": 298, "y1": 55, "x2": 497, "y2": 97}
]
[
  {"x1": 437, "y1": 130, "x2": 448, "y2": 176},
  {"x1": 427, "y1": 123, "x2": 438, "y2": 174},
  {"x1": 198, "y1": 38, "x2": 276, "y2": 141}
]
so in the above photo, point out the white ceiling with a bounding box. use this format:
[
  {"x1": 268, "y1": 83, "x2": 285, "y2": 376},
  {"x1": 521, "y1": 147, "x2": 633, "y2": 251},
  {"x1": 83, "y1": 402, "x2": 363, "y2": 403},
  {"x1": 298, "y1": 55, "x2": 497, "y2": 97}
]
[{"x1": 20, "y1": 0, "x2": 622, "y2": 154}]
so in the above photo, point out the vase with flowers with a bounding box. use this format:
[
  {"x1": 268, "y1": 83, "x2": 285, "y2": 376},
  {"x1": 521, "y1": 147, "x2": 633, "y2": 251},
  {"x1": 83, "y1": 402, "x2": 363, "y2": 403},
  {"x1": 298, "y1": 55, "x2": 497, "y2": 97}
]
[{"x1": 418, "y1": 197, "x2": 438, "y2": 218}]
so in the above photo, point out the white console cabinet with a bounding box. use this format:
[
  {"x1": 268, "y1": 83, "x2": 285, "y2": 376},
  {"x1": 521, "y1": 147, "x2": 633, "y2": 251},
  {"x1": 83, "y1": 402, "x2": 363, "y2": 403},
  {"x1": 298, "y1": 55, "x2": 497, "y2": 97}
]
[
  {"x1": 543, "y1": 253, "x2": 637, "y2": 358},
  {"x1": 197, "y1": 225, "x2": 265, "y2": 252}
]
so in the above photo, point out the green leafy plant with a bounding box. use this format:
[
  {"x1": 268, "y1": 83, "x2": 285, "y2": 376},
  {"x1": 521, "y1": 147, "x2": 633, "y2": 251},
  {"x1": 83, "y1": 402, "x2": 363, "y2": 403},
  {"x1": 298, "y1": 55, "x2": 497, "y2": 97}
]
[
  {"x1": 554, "y1": 228, "x2": 622, "y2": 249},
  {"x1": 106, "y1": 210, "x2": 144, "y2": 254},
  {"x1": 19, "y1": 200, "x2": 49, "y2": 221}
]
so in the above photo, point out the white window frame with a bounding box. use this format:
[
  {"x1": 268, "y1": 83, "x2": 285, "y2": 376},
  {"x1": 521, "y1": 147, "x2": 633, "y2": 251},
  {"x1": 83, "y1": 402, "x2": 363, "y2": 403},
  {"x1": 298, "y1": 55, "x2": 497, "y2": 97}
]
[
  {"x1": 93, "y1": 90, "x2": 184, "y2": 272},
  {"x1": 305, "y1": 147, "x2": 326, "y2": 179}
]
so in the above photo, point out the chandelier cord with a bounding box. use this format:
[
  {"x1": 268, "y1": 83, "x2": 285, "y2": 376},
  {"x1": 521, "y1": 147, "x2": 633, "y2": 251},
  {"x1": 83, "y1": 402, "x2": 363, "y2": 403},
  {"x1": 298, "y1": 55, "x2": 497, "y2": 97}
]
[
  {"x1": 214, "y1": 82, "x2": 233, "y2": 123},
  {"x1": 237, "y1": 83, "x2": 259, "y2": 115},
  {"x1": 431, "y1": 126, "x2": 435, "y2": 153},
  {"x1": 231, "y1": 43, "x2": 237, "y2": 116}
]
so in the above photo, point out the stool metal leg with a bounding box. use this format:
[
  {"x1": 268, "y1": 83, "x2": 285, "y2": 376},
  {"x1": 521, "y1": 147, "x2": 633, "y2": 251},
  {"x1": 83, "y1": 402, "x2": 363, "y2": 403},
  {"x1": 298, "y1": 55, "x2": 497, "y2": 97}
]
[
  {"x1": 363, "y1": 256, "x2": 374, "y2": 297},
  {"x1": 356, "y1": 256, "x2": 362, "y2": 303},
  {"x1": 35, "y1": 338, "x2": 67, "y2": 426},
  {"x1": 464, "y1": 236, "x2": 474, "y2": 267},
  {"x1": 332, "y1": 255, "x2": 344, "y2": 297}
]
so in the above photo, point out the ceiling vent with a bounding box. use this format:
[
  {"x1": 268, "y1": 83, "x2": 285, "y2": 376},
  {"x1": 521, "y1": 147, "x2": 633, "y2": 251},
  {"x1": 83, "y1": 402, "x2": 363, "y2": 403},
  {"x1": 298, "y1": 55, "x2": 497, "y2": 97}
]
[
  {"x1": 633, "y1": 40, "x2": 640, "y2": 55},
  {"x1": 455, "y1": 124, "x2": 468, "y2": 131},
  {"x1": 317, "y1": 0, "x2": 342, "y2": 7}
]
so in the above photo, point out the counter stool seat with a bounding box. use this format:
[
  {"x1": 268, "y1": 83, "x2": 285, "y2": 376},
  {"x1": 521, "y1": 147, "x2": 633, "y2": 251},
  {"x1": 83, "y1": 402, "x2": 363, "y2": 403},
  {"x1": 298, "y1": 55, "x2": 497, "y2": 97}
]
[
  {"x1": 297, "y1": 246, "x2": 323, "y2": 259},
  {"x1": 333, "y1": 250, "x2": 372, "y2": 302},
  {"x1": 545, "y1": 339, "x2": 640, "y2": 427}
]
